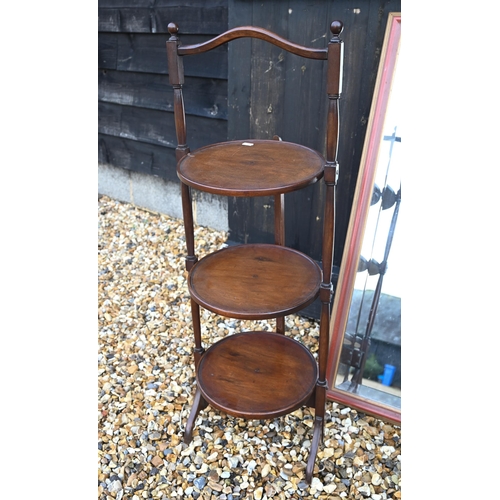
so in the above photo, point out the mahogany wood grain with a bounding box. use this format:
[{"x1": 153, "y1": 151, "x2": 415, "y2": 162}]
[
  {"x1": 197, "y1": 332, "x2": 318, "y2": 419},
  {"x1": 189, "y1": 244, "x2": 321, "y2": 319},
  {"x1": 172, "y1": 24, "x2": 328, "y2": 60},
  {"x1": 166, "y1": 19, "x2": 345, "y2": 484},
  {"x1": 177, "y1": 140, "x2": 325, "y2": 197},
  {"x1": 166, "y1": 32, "x2": 190, "y2": 164}
]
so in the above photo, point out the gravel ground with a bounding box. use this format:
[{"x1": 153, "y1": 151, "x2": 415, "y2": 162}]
[{"x1": 98, "y1": 195, "x2": 402, "y2": 500}]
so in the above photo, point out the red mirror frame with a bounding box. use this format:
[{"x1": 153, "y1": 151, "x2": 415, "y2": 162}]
[{"x1": 326, "y1": 13, "x2": 401, "y2": 424}]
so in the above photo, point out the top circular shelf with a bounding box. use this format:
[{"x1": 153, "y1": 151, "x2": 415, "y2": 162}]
[{"x1": 177, "y1": 139, "x2": 325, "y2": 196}]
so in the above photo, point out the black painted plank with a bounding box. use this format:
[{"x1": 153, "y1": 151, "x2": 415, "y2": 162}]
[
  {"x1": 98, "y1": 70, "x2": 228, "y2": 120},
  {"x1": 247, "y1": 3, "x2": 287, "y2": 141},
  {"x1": 98, "y1": 33, "x2": 118, "y2": 69},
  {"x1": 98, "y1": 102, "x2": 227, "y2": 151},
  {"x1": 98, "y1": 33, "x2": 228, "y2": 78},
  {"x1": 97, "y1": 33, "x2": 228, "y2": 78},
  {"x1": 227, "y1": 0, "x2": 252, "y2": 140},
  {"x1": 98, "y1": 0, "x2": 226, "y2": 8},
  {"x1": 98, "y1": 133, "x2": 179, "y2": 181},
  {"x1": 98, "y1": 5, "x2": 227, "y2": 34}
]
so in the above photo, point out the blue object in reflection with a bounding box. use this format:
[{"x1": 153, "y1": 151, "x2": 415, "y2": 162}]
[{"x1": 379, "y1": 364, "x2": 396, "y2": 386}]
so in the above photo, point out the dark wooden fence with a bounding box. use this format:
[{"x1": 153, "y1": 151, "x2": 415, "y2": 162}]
[
  {"x1": 98, "y1": 0, "x2": 229, "y2": 182},
  {"x1": 98, "y1": 0, "x2": 401, "y2": 317}
]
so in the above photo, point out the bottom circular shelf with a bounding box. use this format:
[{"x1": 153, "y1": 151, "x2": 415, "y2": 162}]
[{"x1": 197, "y1": 331, "x2": 318, "y2": 419}]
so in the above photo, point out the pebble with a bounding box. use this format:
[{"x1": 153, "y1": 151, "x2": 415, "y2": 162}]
[
  {"x1": 97, "y1": 196, "x2": 402, "y2": 500},
  {"x1": 358, "y1": 484, "x2": 372, "y2": 497},
  {"x1": 280, "y1": 469, "x2": 290, "y2": 480},
  {"x1": 108, "y1": 480, "x2": 122, "y2": 493},
  {"x1": 247, "y1": 459, "x2": 257, "y2": 473},
  {"x1": 193, "y1": 477, "x2": 207, "y2": 490},
  {"x1": 261, "y1": 463, "x2": 271, "y2": 478},
  {"x1": 310, "y1": 477, "x2": 323, "y2": 491},
  {"x1": 323, "y1": 483, "x2": 337, "y2": 493}
]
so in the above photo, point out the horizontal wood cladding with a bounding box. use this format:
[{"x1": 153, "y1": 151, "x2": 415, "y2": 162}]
[
  {"x1": 99, "y1": 33, "x2": 228, "y2": 78},
  {"x1": 99, "y1": 101, "x2": 227, "y2": 151},
  {"x1": 98, "y1": 1, "x2": 229, "y2": 180},
  {"x1": 99, "y1": 133, "x2": 178, "y2": 181},
  {"x1": 99, "y1": 70, "x2": 227, "y2": 120},
  {"x1": 98, "y1": 2, "x2": 228, "y2": 34}
]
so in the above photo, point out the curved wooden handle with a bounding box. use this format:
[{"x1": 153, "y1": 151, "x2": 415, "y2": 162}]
[{"x1": 169, "y1": 24, "x2": 329, "y2": 60}]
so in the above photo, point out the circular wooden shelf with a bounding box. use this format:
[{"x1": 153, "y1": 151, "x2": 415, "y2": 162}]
[
  {"x1": 188, "y1": 244, "x2": 321, "y2": 319},
  {"x1": 177, "y1": 139, "x2": 325, "y2": 196},
  {"x1": 197, "y1": 331, "x2": 318, "y2": 419}
]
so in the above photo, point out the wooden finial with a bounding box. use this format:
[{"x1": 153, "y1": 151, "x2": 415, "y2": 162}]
[
  {"x1": 330, "y1": 20, "x2": 344, "y2": 38},
  {"x1": 168, "y1": 23, "x2": 179, "y2": 38}
]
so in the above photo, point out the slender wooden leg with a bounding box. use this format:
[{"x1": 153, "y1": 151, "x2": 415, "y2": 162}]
[
  {"x1": 306, "y1": 415, "x2": 324, "y2": 483},
  {"x1": 306, "y1": 382, "x2": 327, "y2": 483},
  {"x1": 184, "y1": 299, "x2": 207, "y2": 444},
  {"x1": 179, "y1": 180, "x2": 207, "y2": 444},
  {"x1": 184, "y1": 386, "x2": 208, "y2": 444}
]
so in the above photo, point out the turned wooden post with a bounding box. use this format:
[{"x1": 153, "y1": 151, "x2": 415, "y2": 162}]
[
  {"x1": 306, "y1": 20, "x2": 344, "y2": 483},
  {"x1": 167, "y1": 24, "x2": 204, "y2": 366}
]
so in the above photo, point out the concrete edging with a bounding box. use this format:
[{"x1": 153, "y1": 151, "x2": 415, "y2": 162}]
[{"x1": 98, "y1": 163, "x2": 229, "y2": 232}]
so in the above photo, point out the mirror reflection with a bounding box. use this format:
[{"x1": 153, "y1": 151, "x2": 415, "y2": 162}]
[{"x1": 334, "y1": 42, "x2": 401, "y2": 409}]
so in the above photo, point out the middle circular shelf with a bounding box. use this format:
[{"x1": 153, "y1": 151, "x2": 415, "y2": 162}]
[{"x1": 188, "y1": 243, "x2": 322, "y2": 319}]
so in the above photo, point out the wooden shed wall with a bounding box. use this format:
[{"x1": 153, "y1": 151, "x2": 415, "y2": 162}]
[{"x1": 98, "y1": 0, "x2": 229, "y2": 182}]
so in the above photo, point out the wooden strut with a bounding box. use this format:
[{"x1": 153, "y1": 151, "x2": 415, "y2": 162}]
[{"x1": 274, "y1": 133, "x2": 285, "y2": 334}]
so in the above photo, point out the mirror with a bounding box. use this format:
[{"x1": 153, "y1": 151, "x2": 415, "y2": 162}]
[{"x1": 327, "y1": 13, "x2": 401, "y2": 424}]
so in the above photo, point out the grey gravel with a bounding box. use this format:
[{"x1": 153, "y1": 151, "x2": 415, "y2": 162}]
[{"x1": 98, "y1": 195, "x2": 402, "y2": 500}]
